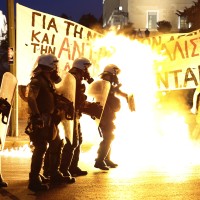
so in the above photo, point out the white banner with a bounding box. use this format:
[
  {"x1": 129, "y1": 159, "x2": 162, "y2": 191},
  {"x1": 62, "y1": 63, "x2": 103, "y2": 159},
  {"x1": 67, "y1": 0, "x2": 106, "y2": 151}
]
[
  {"x1": 16, "y1": 4, "x2": 200, "y2": 91},
  {"x1": 141, "y1": 30, "x2": 200, "y2": 90},
  {"x1": 16, "y1": 4, "x2": 102, "y2": 85}
]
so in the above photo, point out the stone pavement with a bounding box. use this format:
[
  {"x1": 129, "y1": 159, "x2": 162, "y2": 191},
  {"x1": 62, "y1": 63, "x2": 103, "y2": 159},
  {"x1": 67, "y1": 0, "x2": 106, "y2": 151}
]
[{"x1": 2, "y1": 151, "x2": 200, "y2": 200}]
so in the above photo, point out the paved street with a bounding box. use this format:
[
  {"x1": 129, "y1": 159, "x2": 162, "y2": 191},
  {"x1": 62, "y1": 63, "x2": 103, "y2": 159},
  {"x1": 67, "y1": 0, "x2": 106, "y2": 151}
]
[{"x1": 1, "y1": 142, "x2": 200, "y2": 200}]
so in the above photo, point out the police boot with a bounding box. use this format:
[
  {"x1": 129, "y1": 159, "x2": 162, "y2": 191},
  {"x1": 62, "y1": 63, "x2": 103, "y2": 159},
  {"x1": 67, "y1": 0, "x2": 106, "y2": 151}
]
[
  {"x1": 94, "y1": 159, "x2": 109, "y2": 170},
  {"x1": 69, "y1": 145, "x2": 88, "y2": 176},
  {"x1": 105, "y1": 149, "x2": 118, "y2": 168},
  {"x1": 0, "y1": 174, "x2": 8, "y2": 187},
  {"x1": 28, "y1": 173, "x2": 49, "y2": 192},
  {"x1": 59, "y1": 143, "x2": 74, "y2": 177},
  {"x1": 60, "y1": 148, "x2": 73, "y2": 176},
  {"x1": 49, "y1": 153, "x2": 75, "y2": 185},
  {"x1": 105, "y1": 160, "x2": 118, "y2": 168},
  {"x1": 50, "y1": 170, "x2": 75, "y2": 185},
  {"x1": 69, "y1": 167, "x2": 88, "y2": 177},
  {"x1": 39, "y1": 174, "x2": 50, "y2": 184},
  {"x1": 94, "y1": 148, "x2": 109, "y2": 170}
]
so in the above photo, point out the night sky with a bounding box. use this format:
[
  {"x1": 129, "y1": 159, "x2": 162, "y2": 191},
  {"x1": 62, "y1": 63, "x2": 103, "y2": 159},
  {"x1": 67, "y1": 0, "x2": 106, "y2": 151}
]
[{"x1": 0, "y1": 0, "x2": 103, "y2": 22}]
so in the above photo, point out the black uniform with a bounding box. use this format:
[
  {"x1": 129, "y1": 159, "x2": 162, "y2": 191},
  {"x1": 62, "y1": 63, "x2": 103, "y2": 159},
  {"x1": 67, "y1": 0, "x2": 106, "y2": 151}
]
[
  {"x1": 95, "y1": 84, "x2": 121, "y2": 169},
  {"x1": 60, "y1": 67, "x2": 88, "y2": 177},
  {"x1": 94, "y1": 69, "x2": 127, "y2": 170},
  {"x1": 27, "y1": 70, "x2": 74, "y2": 192}
]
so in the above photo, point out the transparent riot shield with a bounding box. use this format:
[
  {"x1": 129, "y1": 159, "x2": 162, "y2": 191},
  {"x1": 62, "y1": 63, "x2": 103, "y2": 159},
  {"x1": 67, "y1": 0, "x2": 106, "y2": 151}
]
[
  {"x1": 0, "y1": 72, "x2": 17, "y2": 150},
  {"x1": 87, "y1": 79, "x2": 111, "y2": 126},
  {"x1": 56, "y1": 72, "x2": 76, "y2": 144}
]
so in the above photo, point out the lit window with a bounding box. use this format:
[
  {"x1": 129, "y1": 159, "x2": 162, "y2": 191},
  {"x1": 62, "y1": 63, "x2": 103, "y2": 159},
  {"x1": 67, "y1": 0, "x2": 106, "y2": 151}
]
[
  {"x1": 148, "y1": 11, "x2": 158, "y2": 29},
  {"x1": 178, "y1": 16, "x2": 189, "y2": 29}
]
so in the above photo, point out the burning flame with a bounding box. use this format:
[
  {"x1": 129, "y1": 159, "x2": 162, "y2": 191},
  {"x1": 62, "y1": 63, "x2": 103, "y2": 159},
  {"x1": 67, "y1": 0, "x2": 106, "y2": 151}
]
[
  {"x1": 83, "y1": 31, "x2": 200, "y2": 178},
  {"x1": 0, "y1": 144, "x2": 32, "y2": 158},
  {"x1": 2, "y1": 31, "x2": 200, "y2": 180}
]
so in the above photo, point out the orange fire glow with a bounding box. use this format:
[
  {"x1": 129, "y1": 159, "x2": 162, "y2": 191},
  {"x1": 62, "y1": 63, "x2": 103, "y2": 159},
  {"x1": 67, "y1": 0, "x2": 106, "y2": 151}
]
[
  {"x1": 82, "y1": 31, "x2": 200, "y2": 178},
  {"x1": 2, "y1": 31, "x2": 200, "y2": 180}
]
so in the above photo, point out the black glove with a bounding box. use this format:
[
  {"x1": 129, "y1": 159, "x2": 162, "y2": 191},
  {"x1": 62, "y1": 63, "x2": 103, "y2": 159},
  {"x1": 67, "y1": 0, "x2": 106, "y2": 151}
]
[
  {"x1": 31, "y1": 114, "x2": 44, "y2": 129},
  {"x1": 82, "y1": 102, "x2": 103, "y2": 119},
  {"x1": 56, "y1": 94, "x2": 74, "y2": 120},
  {"x1": 0, "y1": 97, "x2": 11, "y2": 124}
]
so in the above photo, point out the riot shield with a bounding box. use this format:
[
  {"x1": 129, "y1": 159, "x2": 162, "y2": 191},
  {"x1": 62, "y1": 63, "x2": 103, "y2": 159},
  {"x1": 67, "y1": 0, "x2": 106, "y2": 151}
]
[
  {"x1": 56, "y1": 72, "x2": 76, "y2": 144},
  {"x1": 0, "y1": 72, "x2": 17, "y2": 150},
  {"x1": 87, "y1": 79, "x2": 111, "y2": 126},
  {"x1": 128, "y1": 94, "x2": 135, "y2": 112}
]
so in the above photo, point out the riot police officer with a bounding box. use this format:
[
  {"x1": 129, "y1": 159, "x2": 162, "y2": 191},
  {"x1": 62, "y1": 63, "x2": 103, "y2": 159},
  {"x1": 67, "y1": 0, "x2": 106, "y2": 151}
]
[
  {"x1": 27, "y1": 54, "x2": 75, "y2": 192},
  {"x1": 94, "y1": 64, "x2": 128, "y2": 170},
  {"x1": 59, "y1": 57, "x2": 102, "y2": 177}
]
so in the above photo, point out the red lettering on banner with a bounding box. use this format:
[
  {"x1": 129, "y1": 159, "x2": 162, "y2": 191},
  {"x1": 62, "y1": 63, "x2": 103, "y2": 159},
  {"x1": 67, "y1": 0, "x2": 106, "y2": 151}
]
[
  {"x1": 161, "y1": 38, "x2": 200, "y2": 61},
  {"x1": 58, "y1": 38, "x2": 71, "y2": 59},
  {"x1": 184, "y1": 41, "x2": 189, "y2": 58},
  {"x1": 173, "y1": 41, "x2": 185, "y2": 60},
  {"x1": 72, "y1": 41, "x2": 84, "y2": 59},
  {"x1": 190, "y1": 38, "x2": 199, "y2": 57},
  {"x1": 58, "y1": 37, "x2": 91, "y2": 61}
]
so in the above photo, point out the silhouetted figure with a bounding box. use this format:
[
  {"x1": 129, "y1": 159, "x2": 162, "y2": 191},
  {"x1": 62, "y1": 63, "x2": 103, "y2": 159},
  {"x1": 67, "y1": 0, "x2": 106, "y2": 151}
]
[
  {"x1": 144, "y1": 28, "x2": 150, "y2": 37},
  {"x1": 59, "y1": 57, "x2": 102, "y2": 177},
  {"x1": 26, "y1": 54, "x2": 75, "y2": 192},
  {"x1": 94, "y1": 64, "x2": 128, "y2": 170},
  {"x1": 137, "y1": 29, "x2": 143, "y2": 38}
]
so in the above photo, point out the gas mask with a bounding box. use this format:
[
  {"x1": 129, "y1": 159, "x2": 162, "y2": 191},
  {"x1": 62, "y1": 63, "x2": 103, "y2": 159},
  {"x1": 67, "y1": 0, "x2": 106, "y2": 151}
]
[
  {"x1": 83, "y1": 70, "x2": 94, "y2": 84},
  {"x1": 111, "y1": 75, "x2": 119, "y2": 86},
  {"x1": 50, "y1": 70, "x2": 61, "y2": 84}
]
